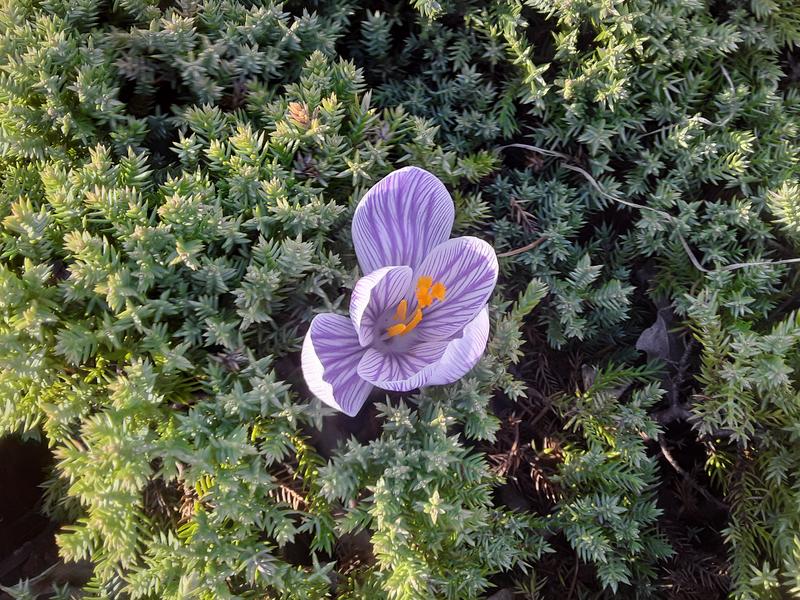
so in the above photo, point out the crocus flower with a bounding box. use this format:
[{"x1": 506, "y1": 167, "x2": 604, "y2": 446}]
[{"x1": 301, "y1": 167, "x2": 499, "y2": 416}]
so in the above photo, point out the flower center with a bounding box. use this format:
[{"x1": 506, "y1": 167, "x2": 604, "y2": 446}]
[{"x1": 385, "y1": 275, "x2": 447, "y2": 338}]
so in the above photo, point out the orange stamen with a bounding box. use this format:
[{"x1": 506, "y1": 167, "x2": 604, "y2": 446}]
[
  {"x1": 417, "y1": 275, "x2": 433, "y2": 290},
  {"x1": 416, "y1": 286, "x2": 433, "y2": 309},
  {"x1": 386, "y1": 322, "x2": 407, "y2": 337},
  {"x1": 386, "y1": 275, "x2": 446, "y2": 338},
  {"x1": 393, "y1": 299, "x2": 408, "y2": 321},
  {"x1": 400, "y1": 308, "x2": 423, "y2": 335},
  {"x1": 430, "y1": 282, "x2": 446, "y2": 302}
]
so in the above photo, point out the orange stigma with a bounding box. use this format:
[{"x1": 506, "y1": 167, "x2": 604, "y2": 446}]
[
  {"x1": 393, "y1": 299, "x2": 408, "y2": 322},
  {"x1": 386, "y1": 275, "x2": 446, "y2": 337}
]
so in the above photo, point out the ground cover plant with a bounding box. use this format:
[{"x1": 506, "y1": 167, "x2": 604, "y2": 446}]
[{"x1": 0, "y1": 0, "x2": 799, "y2": 598}]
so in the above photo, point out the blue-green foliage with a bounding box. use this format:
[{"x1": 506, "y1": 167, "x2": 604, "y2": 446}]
[
  {"x1": 689, "y1": 293, "x2": 800, "y2": 599},
  {"x1": 554, "y1": 369, "x2": 671, "y2": 594}
]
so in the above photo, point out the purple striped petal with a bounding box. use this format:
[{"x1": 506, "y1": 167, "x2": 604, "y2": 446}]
[
  {"x1": 350, "y1": 266, "x2": 413, "y2": 347},
  {"x1": 357, "y1": 342, "x2": 449, "y2": 392},
  {"x1": 301, "y1": 314, "x2": 372, "y2": 416},
  {"x1": 356, "y1": 306, "x2": 490, "y2": 392},
  {"x1": 424, "y1": 306, "x2": 490, "y2": 386},
  {"x1": 352, "y1": 167, "x2": 455, "y2": 274},
  {"x1": 412, "y1": 236, "x2": 498, "y2": 342}
]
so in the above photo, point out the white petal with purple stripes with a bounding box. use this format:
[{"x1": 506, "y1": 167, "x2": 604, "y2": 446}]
[
  {"x1": 301, "y1": 313, "x2": 372, "y2": 416},
  {"x1": 349, "y1": 265, "x2": 412, "y2": 347},
  {"x1": 411, "y1": 236, "x2": 498, "y2": 342},
  {"x1": 357, "y1": 341, "x2": 449, "y2": 392},
  {"x1": 356, "y1": 306, "x2": 489, "y2": 392},
  {"x1": 352, "y1": 167, "x2": 455, "y2": 275},
  {"x1": 424, "y1": 305, "x2": 490, "y2": 386}
]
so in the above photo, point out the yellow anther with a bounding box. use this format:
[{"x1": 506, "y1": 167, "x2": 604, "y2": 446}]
[
  {"x1": 386, "y1": 322, "x2": 407, "y2": 337},
  {"x1": 430, "y1": 282, "x2": 446, "y2": 302},
  {"x1": 417, "y1": 275, "x2": 433, "y2": 290},
  {"x1": 386, "y1": 275, "x2": 446, "y2": 338},
  {"x1": 400, "y1": 308, "x2": 423, "y2": 335},
  {"x1": 416, "y1": 286, "x2": 433, "y2": 309},
  {"x1": 393, "y1": 299, "x2": 408, "y2": 322}
]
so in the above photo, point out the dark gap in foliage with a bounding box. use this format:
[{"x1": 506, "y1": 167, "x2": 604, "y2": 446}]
[
  {"x1": 282, "y1": 530, "x2": 317, "y2": 567},
  {"x1": 707, "y1": 0, "x2": 735, "y2": 23},
  {"x1": 522, "y1": 9, "x2": 559, "y2": 65},
  {"x1": 303, "y1": 397, "x2": 384, "y2": 461},
  {"x1": 337, "y1": 2, "x2": 408, "y2": 88},
  {"x1": 653, "y1": 419, "x2": 730, "y2": 598},
  {"x1": 574, "y1": 25, "x2": 598, "y2": 59},
  {"x1": 143, "y1": 460, "x2": 186, "y2": 527},
  {"x1": 779, "y1": 46, "x2": 800, "y2": 90},
  {"x1": 0, "y1": 437, "x2": 56, "y2": 586},
  {"x1": 116, "y1": 74, "x2": 184, "y2": 165},
  {"x1": 656, "y1": 420, "x2": 728, "y2": 518},
  {"x1": 537, "y1": 533, "x2": 593, "y2": 597},
  {"x1": 485, "y1": 389, "x2": 563, "y2": 515}
]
